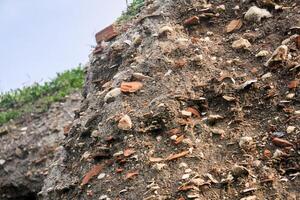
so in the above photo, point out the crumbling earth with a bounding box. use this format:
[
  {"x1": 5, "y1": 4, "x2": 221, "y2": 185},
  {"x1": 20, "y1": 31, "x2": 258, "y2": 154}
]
[{"x1": 2, "y1": 0, "x2": 300, "y2": 199}]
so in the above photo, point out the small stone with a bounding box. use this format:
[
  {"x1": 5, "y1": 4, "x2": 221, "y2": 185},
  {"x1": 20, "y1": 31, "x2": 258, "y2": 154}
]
[
  {"x1": 255, "y1": 50, "x2": 269, "y2": 57},
  {"x1": 158, "y1": 26, "x2": 174, "y2": 36},
  {"x1": 295, "y1": 110, "x2": 300, "y2": 115},
  {"x1": 211, "y1": 128, "x2": 225, "y2": 137},
  {"x1": 184, "y1": 16, "x2": 199, "y2": 26},
  {"x1": 239, "y1": 136, "x2": 254, "y2": 150},
  {"x1": 132, "y1": 73, "x2": 151, "y2": 81},
  {"x1": 97, "y1": 173, "x2": 106, "y2": 180},
  {"x1": 287, "y1": 126, "x2": 296, "y2": 134},
  {"x1": 216, "y1": 4, "x2": 226, "y2": 11},
  {"x1": 232, "y1": 38, "x2": 252, "y2": 49},
  {"x1": 182, "y1": 174, "x2": 190, "y2": 180},
  {"x1": 191, "y1": 178, "x2": 206, "y2": 186},
  {"x1": 118, "y1": 115, "x2": 133, "y2": 131},
  {"x1": 244, "y1": 6, "x2": 272, "y2": 22},
  {"x1": 181, "y1": 110, "x2": 192, "y2": 117},
  {"x1": 170, "y1": 135, "x2": 178, "y2": 141},
  {"x1": 265, "y1": 45, "x2": 288, "y2": 67},
  {"x1": 231, "y1": 165, "x2": 249, "y2": 178},
  {"x1": 99, "y1": 195, "x2": 110, "y2": 200},
  {"x1": 104, "y1": 88, "x2": 121, "y2": 103},
  {"x1": 272, "y1": 149, "x2": 286, "y2": 159},
  {"x1": 179, "y1": 162, "x2": 188, "y2": 168},
  {"x1": 240, "y1": 195, "x2": 257, "y2": 200},
  {"x1": 0, "y1": 159, "x2": 6, "y2": 165},
  {"x1": 154, "y1": 163, "x2": 167, "y2": 171},
  {"x1": 91, "y1": 130, "x2": 101, "y2": 138},
  {"x1": 185, "y1": 169, "x2": 192, "y2": 173},
  {"x1": 261, "y1": 72, "x2": 272, "y2": 79},
  {"x1": 286, "y1": 93, "x2": 295, "y2": 99}
]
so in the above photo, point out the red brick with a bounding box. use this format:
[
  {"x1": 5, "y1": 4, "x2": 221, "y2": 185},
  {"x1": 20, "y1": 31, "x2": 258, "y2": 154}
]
[{"x1": 95, "y1": 24, "x2": 118, "y2": 44}]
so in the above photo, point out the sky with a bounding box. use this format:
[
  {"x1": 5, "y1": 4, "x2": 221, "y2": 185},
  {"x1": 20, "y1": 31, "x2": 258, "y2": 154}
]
[{"x1": 0, "y1": 0, "x2": 127, "y2": 92}]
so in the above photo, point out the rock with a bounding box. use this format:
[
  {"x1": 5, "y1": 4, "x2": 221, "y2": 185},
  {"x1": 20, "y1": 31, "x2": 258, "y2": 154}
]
[
  {"x1": 255, "y1": 50, "x2": 269, "y2": 57},
  {"x1": 104, "y1": 88, "x2": 121, "y2": 103},
  {"x1": 191, "y1": 178, "x2": 206, "y2": 186},
  {"x1": 272, "y1": 137, "x2": 294, "y2": 147},
  {"x1": 239, "y1": 136, "x2": 254, "y2": 150},
  {"x1": 211, "y1": 128, "x2": 225, "y2": 137},
  {"x1": 244, "y1": 6, "x2": 272, "y2": 22},
  {"x1": 231, "y1": 165, "x2": 249, "y2": 178},
  {"x1": 91, "y1": 130, "x2": 101, "y2": 138},
  {"x1": 154, "y1": 163, "x2": 167, "y2": 171},
  {"x1": 99, "y1": 195, "x2": 110, "y2": 200},
  {"x1": 132, "y1": 73, "x2": 151, "y2": 81},
  {"x1": 0, "y1": 159, "x2": 6, "y2": 165},
  {"x1": 232, "y1": 38, "x2": 252, "y2": 49},
  {"x1": 0, "y1": 126, "x2": 9, "y2": 136},
  {"x1": 181, "y1": 110, "x2": 192, "y2": 117},
  {"x1": 158, "y1": 26, "x2": 174, "y2": 36},
  {"x1": 118, "y1": 115, "x2": 133, "y2": 131},
  {"x1": 286, "y1": 93, "x2": 295, "y2": 99},
  {"x1": 183, "y1": 16, "x2": 199, "y2": 26},
  {"x1": 272, "y1": 149, "x2": 286, "y2": 159},
  {"x1": 240, "y1": 196, "x2": 257, "y2": 200},
  {"x1": 265, "y1": 45, "x2": 288, "y2": 66},
  {"x1": 97, "y1": 173, "x2": 106, "y2": 180},
  {"x1": 182, "y1": 174, "x2": 190, "y2": 180},
  {"x1": 261, "y1": 72, "x2": 272, "y2": 80},
  {"x1": 286, "y1": 126, "x2": 296, "y2": 134},
  {"x1": 179, "y1": 162, "x2": 188, "y2": 168}
]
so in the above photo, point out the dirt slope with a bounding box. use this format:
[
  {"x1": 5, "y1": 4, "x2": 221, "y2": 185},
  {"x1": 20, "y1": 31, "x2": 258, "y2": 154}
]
[
  {"x1": 1, "y1": 0, "x2": 299, "y2": 199},
  {"x1": 41, "y1": 0, "x2": 299, "y2": 199},
  {"x1": 0, "y1": 93, "x2": 81, "y2": 199}
]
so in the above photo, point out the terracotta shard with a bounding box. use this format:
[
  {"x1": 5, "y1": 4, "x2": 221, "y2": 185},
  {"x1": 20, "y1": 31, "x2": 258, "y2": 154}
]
[
  {"x1": 81, "y1": 164, "x2": 104, "y2": 186},
  {"x1": 120, "y1": 81, "x2": 143, "y2": 93},
  {"x1": 226, "y1": 19, "x2": 243, "y2": 33},
  {"x1": 166, "y1": 150, "x2": 189, "y2": 161}
]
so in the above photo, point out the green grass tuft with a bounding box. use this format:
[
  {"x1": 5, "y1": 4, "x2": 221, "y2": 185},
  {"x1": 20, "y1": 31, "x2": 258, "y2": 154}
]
[
  {"x1": 117, "y1": 0, "x2": 145, "y2": 23},
  {"x1": 0, "y1": 66, "x2": 85, "y2": 126}
]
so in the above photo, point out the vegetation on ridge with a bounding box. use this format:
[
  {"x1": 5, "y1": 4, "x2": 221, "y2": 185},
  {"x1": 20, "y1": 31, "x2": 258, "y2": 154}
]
[
  {"x1": 117, "y1": 0, "x2": 145, "y2": 23},
  {"x1": 0, "y1": 67, "x2": 84, "y2": 125}
]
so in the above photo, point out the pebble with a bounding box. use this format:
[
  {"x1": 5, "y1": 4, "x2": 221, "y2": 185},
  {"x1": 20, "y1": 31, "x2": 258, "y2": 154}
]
[
  {"x1": 287, "y1": 126, "x2": 296, "y2": 134},
  {"x1": 239, "y1": 136, "x2": 254, "y2": 150},
  {"x1": 97, "y1": 173, "x2": 106, "y2": 180},
  {"x1": 231, "y1": 165, "x2": 249, "y2": 178},
  {"x1": 118, "y1": 115, "x2": 133, "y2": 131},
  {"x1": 182, "y1": 174, "x2": 190, "y2": 180},
  {"x1": 104, "y1": 88, "x2": 121, "y2": 103},
  {"x1": 265, "y1": 45, "x2": 288, "y2": 66},
  {"x1": 255, "y1": 50, "x2": 269, "y2": 57},
  {"x1": 99, "y1": 195, "x2": 110, "y2": 200},
  {"x1": 286, "y1": 93, "x2": 295, "y2": 99},
  {"x1": 244, "y1": 6, "x2": 272, "y2": 22},
  {"x1": 179, "y1": 162, "x2": 188, "y2": 168},
  {"x1": 240, "y1": 195, "x2": 257, "y2": 200},
  {"x1": 154, "y1": 163, "x2": 167, "y2": 171},
  {"x1": 232, "y1": 38, "x2": 252, "y2": 49},
  {"x1": 0, "y1": 159, "x2": 6, "y2": 165}
]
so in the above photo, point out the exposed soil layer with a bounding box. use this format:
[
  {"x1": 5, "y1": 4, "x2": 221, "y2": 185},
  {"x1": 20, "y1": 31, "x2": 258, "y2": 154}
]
[
  {"x1": 42, "y1": 0, "x2": 299, "y2": 199},
  {"x1": 1, "y1": 0, "x2": 300, "y2": 199}
]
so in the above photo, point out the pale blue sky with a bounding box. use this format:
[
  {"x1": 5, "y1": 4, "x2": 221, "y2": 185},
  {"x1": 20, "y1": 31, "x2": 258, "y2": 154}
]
[{"x1": 0, "y1": 0, "x2": 127, "y2": 92}]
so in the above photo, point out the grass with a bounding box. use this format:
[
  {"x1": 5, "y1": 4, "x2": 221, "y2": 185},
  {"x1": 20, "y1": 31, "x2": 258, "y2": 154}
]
[
  {"x1": 0, "y1": 66, "x2": 84, "y2": 126},
  {"x1": 117, "y1": 0, "x2": 145, "y2": 23}
]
